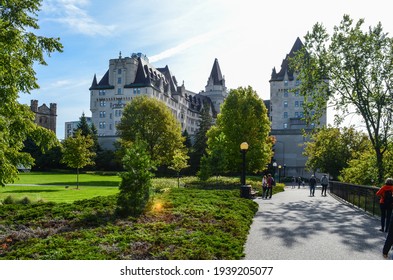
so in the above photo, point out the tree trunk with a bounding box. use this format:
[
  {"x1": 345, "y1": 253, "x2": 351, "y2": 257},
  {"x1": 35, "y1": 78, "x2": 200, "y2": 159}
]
[
  {"x1": 375, "y1": 149, "x2": 384, "y2": 185},
  {"x1": 77, "y1": 167, "x2": 79, "y2": 189}
]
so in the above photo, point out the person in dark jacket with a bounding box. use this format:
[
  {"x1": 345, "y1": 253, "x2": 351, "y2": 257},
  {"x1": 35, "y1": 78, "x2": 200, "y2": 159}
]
[
  {"x1": 320, "y1": 174, "x2": 329, "y2": 196},
  {"x1": 309, "y1": 175, "x2": 317, "y2": 197}
]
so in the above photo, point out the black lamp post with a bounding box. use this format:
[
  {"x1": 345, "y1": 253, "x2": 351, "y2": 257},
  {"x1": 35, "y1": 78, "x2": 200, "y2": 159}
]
[
  {"x1": 240, "y1": 142, "x2": 249, "y2": 186},
  {"x1": 278, "y1": 165, "x2": 282, "y2": 183}
]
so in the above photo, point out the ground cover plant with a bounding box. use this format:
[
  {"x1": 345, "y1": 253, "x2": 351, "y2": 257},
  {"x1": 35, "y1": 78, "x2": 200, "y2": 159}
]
[{"x1": 0, "y1": 174, "x2": 283, "y2": 259}]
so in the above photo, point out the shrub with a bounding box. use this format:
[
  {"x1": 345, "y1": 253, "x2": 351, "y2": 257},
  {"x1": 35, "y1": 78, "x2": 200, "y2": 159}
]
[
  {"x1": 19, "y1": 197, "x2": 32, "y2": 205},
  {"x1": 117, "y1": 141, "x2": 156, "y2": 217},
  {"x1": 3, "y1": 195, "x2": 15, "y2": 204}
]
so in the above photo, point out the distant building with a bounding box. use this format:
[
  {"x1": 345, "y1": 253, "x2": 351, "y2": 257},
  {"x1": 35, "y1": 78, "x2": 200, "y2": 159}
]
[
  {"x1": 30, "y1": 100, "x2": 57, "y2": 133},
  {"x1": 64, "y1": 116, "x2": 93, "y2": 139},
  {"x1": 269, "y1": 38, "x2": 327, "y2": 177},
  {"x1": 89, "y1": 52, "x2": 227, "y2": 150}
]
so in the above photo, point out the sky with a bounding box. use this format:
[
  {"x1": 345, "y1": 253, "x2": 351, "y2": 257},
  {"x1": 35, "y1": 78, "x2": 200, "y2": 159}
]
[{"x1": 19, "y1": 0, "x2": 393, "y2": 139}]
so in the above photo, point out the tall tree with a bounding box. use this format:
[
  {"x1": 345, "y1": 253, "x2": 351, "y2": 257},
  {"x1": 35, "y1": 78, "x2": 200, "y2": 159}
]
[
  {"x1": 192, "y1": 102, "x2": 213, "y2": 172},
  {"x1": 75, "y1": 113, "x2": 92, "y2": 136},
  {"x1": 0, "y1": 0, "x2": 63, "y2": 185},
  {"x1": 304, "y1": 126, "x2": 370, "y2": 179},
  {"x1": 291, "y1": 15, "x2": 393, "y2": 183},
  {"x1": 117, "y1": 96, "x2": 185, "y2": 167},
  {"x1": 203, "y1": 86, "x2": 273, "y2": 175},
  {"x1": 61, "y1": 130, "x2": 96, "y2": 189}
]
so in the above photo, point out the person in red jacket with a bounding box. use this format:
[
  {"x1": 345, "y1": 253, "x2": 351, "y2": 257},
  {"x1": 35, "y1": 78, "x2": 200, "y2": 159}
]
[
  {"x1": 381, "y1": 178, "x2": 393, "y2": 258},
  {"x1": 376, "y1": 178, "x2": 393, "y2": 232}
]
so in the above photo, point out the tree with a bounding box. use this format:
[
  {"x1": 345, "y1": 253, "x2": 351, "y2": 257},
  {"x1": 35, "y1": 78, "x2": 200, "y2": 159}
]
[
  {"x1": 75, "y1": 113, "x2": 91, "y2": 136},
  {"x1": 61, "y1": 130, "x2": 96, "y2": 189},
  {"x1": 198, "y1": 131, "x2": 228, "y2": 181},
  {"x1": 291, "y1": 15, "x2": 393, "y2": 183},
  {"x1": 117, "y1": 96, "x2": 185, "y2": 167},
  {"x1": 191, "y1": 102, "x2": 213, "y2": 172},
  {"x1": 169, "y1": 149, "x2": 190, "y2": 187},
  {"x1": 202, "y1": 86, "x2": 273, "y2": 176},
  {"x1": 340, "y1": 145, "x2": 393, "y2": 186},
  {"x1": 0, "y1": 0, "x2": 63, "y2": 185},
  {"x1": 304, "y1": 126, "x2": 370, "y2": 179},
  {"x1": 22, "y1": 128, "x2": 63, "y2": 170},
  {"x1": 117, "y1": 140, "x2": 155, "y2": 217}
]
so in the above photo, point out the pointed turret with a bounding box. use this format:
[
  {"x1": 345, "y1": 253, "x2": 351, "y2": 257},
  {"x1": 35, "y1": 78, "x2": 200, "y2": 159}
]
[
  {"x1": 89, "y1": 74, "x2": 98, "y2": 90},
  {"x1": 270, "y1": 37, "x2": 304, "y2": 81},
  {"x1": 207, "y1": 58, "x2": 225, "y2": 86}
]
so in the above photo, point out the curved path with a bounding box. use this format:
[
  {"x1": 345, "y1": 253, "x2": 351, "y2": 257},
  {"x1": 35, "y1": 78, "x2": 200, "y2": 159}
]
[{"x1": 244, "y1": 186, "x2": 388, "y2": 260}]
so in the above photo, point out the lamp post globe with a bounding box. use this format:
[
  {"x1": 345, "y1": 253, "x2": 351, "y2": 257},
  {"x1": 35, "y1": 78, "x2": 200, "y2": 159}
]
[{"x1": 240, "y1": 142, "x2": 250, "y2": 198}]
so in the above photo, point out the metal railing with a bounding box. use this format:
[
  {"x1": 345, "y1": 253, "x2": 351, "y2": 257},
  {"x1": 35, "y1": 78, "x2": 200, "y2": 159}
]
[{"x1": 329, "y1": 181, "x2": 381, "y2": 216}]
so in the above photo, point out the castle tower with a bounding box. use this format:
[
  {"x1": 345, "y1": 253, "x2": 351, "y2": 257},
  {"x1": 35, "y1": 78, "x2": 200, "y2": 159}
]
[
  {"x1": 269, "y1": 38, "x2": 327, "y2": 177},
  {"x1": 30, "y1": 99, "x2": 57, "y2": 134},
  {"x1": 201, "y1": 58, "x2": 228, "y2": 113}
]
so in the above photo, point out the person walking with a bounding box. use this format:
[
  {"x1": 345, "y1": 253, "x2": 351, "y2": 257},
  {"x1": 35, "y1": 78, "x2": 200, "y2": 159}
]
[
  {"x1": 292, "y1": 177, "x2": 296, "y2": 189},
  {"x1": 309, "y1": 175, "x2": 317, "y2": 197},
  {"x1": 320, "y1": 174, "x2": 329, "y2": 196},
  {"x1": 266, "y1": 174, "x2": 275, "y2": 199},
  {"x1": 261, "y1": 175, "x2": 268, "y2": 199},
  {"x1": 298, "y1": 177, "x2": 301, "y2": 189},
  {"x1": 383, "y1": 214, "x2": 393, "y2": 259},
  {"x1": 376, "y1": 178, "x2": 393, "y2": 232}
]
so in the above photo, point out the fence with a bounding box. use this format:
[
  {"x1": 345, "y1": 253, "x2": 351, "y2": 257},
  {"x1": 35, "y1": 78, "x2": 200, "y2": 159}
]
[{"x1": 329, "y1": 181, "x2": 381, "y2": 216}]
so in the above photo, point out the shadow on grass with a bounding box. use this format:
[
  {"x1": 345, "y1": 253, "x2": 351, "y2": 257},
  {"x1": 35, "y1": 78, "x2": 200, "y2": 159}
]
[
  {"x1": 2, "y1": 190, "x2": 61, "y2": 193},
  {"x1": 40, "y1": 181, "x2": 119, "y2": 187}
]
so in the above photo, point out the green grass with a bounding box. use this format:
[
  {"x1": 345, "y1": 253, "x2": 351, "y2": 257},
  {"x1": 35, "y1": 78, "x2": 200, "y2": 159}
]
[
  {"x1": 0, "y1": 185, "x2": 119, "y2": 203},
  {"x1": 1, "y1": 172, "x2": 121, "y2": 203},
  {"x1": 15, "y1": 171, "x2": 121, "y2": 187}
]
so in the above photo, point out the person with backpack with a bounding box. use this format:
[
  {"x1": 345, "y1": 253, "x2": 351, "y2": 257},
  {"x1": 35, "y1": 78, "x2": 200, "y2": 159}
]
[
  {"x1": 320, "y1": 174, "x2": 329, "y2": 196},
  {"x1": 309, "y1": 175, "x2": 317, "y2": 197},
  {"x1": 376, "y1": 178, "x2": 393, "y2": 232}
]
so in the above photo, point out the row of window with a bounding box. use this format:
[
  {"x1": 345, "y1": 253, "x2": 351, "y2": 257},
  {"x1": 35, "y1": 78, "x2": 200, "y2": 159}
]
[
  {"x1": 98, "y1": 121, "x2": 122, "y2": 131},
  {"x1": 282, "y1": 122, "x2": 315, "y2": 129},
  {"x1": 283, "y1": 100, "x2": 304, "y2": 108},
  {"x1": 98, "y1": 87, "x2": 142, "y2": 97},
  {"x1": 283, "y1": 80, "x2": 301, "y2": 87},
  {"x1": 278, "y1": 88, "x2": 300, "y2": 97},
  {"x1": 283, "y1": 112, "x2": 304, "y2": 119},
  {"x1": 99, "y1": 110, "x2": 123, "y2": 119}
]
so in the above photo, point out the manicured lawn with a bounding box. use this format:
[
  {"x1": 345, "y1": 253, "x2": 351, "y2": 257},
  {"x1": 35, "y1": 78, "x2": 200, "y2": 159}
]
[
  {"x1": 15, "y1": 172, "x2": 121, "y2": 187},
  {"x1": 0, "y1": 185, "x2": 119, "y2": 203},
  {"x1": 0, "y1": 173, "x2": 284, "y2": 260},
  {"x1": 1, "y1": 172, "x2": 121, "y2": 203}
]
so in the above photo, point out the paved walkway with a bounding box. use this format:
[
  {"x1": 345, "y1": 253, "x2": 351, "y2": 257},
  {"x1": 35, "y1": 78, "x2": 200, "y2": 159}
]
[{"x1": 244, "y1": 186, "x2": 388, "y2": 260}]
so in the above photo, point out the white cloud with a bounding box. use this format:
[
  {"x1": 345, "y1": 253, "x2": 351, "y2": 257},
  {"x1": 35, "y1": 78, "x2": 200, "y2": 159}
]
[
  {"x1": 149, "y1": 30, "x2": 223, "y2": 63},
  {"x1": 41, "y1": 0, "x2": 116, "y2": 36}
]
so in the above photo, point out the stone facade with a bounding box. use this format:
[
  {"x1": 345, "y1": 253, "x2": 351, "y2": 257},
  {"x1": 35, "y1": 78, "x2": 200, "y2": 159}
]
[
  {"x1": 269, "y1": 38, "x2": 327, "y2": 178},
  {"x1": 30, "y1": 100, "x2": 57, "y2": 133},
  {"x1": 89, "y1": 53, "x2": 227, "y2": 150}
]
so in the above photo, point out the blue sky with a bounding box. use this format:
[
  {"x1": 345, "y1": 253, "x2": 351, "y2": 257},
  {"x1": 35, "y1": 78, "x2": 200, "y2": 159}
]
[{"x1": 18, "y1": 0, "x2": 393, "y2": 139}]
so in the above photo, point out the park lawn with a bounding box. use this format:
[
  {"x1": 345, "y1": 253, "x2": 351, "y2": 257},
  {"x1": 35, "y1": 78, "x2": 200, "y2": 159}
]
[
  {"x1": 0, "y1": 185, "x2": 119, "y2": 203},
  {"x1": 15, "y1": 172, "x2": 121, "y2": 187},
  {"x1": 1, "y1": 171, "x2": 121, "y2": 203},
  {"x1": 0, "y1": 177, "x2": 262, "y2": 260}
]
